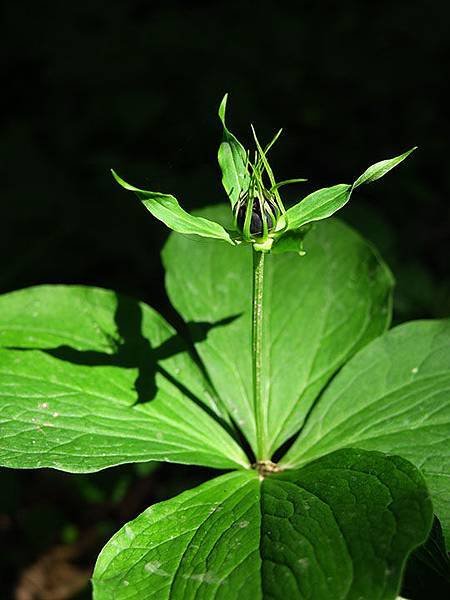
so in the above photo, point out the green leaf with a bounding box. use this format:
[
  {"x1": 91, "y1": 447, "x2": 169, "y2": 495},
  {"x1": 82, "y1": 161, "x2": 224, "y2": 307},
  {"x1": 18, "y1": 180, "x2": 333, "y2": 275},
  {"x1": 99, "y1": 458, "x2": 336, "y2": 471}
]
[
  {"x1": 218, "y1": 94, "x2": 250, "y2": 207},
  {"x1": 284, "y1": 148, "x2": 416, "y2": 233},
  {"x1": 0, "y1": 285, "x2": 248, "y2": 472},
  {"x1": 163, "y1": 205, "x2": 393, "y2": 454},
  {"x1": 112, "y1": 170, "x2": 235, "y2": 244},
  {"x1": 281, "y1": 319, "x2": 450, "y2": 541},
  {"x1": 93, "y1": 449, "x2": 432, "y2": 599},
  {"x1": 93, "y1": 470, "x2": 261, "y2": 599},
  {"x1": 353, "y1": 147, "x2": 417, "y2": 188}
]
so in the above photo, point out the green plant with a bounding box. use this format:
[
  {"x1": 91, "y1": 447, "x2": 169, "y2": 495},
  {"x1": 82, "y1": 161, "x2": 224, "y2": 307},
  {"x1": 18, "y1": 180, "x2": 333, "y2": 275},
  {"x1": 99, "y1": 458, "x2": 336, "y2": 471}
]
[{"x1": 0, "y1": 96, "x2": 448, "y2": 599}]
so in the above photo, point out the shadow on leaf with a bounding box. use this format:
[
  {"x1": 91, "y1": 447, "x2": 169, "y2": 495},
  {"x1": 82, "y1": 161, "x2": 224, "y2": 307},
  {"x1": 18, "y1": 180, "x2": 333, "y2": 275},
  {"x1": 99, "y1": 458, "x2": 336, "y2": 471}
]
[{"x1": 8, "y1": 294, "x2": 241, "y2": 438}]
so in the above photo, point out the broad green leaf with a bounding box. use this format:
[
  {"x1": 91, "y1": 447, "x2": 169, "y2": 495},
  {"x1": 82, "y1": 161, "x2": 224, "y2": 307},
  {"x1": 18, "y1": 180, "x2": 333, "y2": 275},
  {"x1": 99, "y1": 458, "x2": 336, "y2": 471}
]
[
  {"x1": 112, "y1": 170, "x2": 235, "y2": 244},
  {"x1": 0, "y1": 286, "x2": 248, "y2": 472},
  {"x1": 93, "y1": 449, "x2": 432, "y2": 599},
  {"x1": 281, "y1": 320, "x2": 450, "y2": 541},
  {"x1": 284, "y1": 148, "x2": 416, "y2": 232},
  {"x1": 163, "y1": 205, "x2": 393, "y2": 454},
  {"x1": 262, "y1": 450, "x2": 431, "y2": 600},
  {"x1": 218, "y1": 94, "x2": 250, "y2": 207},
  {"x1": 402, "y1": 516, "x2": 450, "y2": 598},
  {"x1": 93, "y1": 470, "x2": 261, "y2": 599}
]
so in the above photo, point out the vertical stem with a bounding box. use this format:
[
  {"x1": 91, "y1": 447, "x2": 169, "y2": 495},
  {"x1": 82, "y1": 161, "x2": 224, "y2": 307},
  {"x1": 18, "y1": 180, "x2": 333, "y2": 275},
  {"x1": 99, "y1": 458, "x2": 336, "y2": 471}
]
[{"x1": 252, "y1": 248, "x2": 267, "y2": 460}]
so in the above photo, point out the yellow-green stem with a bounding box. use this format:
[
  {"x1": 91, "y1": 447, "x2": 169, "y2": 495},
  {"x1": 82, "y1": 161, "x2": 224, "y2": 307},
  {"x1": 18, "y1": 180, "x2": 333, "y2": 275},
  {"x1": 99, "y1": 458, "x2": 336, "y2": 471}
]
[{"x1": 252, "y1": 248, "x2": 268, "y2": 460}]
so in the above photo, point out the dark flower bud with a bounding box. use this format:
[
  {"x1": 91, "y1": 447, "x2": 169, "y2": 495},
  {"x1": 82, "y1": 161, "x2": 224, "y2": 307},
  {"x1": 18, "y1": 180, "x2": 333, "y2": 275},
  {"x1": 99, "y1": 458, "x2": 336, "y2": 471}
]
[{"x1": 235, "y1": 191, "x2": 279, "y2": 237}]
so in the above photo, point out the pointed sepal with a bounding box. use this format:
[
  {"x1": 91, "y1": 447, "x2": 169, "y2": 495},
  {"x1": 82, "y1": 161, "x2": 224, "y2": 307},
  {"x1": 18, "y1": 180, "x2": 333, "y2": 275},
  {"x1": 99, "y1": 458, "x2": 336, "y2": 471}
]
[
  {"x1": 218, "y1": 94, "x2": 251, "y2": 208},
  {"x1": 353, "y1": 146, "x2": 417, "y2": 188},
  {"x1": 112, "y1": 170, "x2": 235, "y2": 244},
  {"x1": 274, "y1": 147, "x2": 417, "y2": 254}
]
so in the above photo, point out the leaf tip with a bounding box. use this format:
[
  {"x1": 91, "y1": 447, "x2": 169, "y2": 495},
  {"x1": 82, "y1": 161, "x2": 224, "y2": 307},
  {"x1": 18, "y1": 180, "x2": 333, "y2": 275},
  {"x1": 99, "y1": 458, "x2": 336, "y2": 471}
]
[
  {"x1": 111, "y1": 169, "x2": 125, "y2": 186},
  {"x1": 219, "y1": 93, "x2": 229, "y2": 122},
  {"x1": 353, "y1": 145, "x2": 419, "y2": 189},
  {"x1": 111, "y1": 170, "x2": 142, "y2": 193},
  {"x1": 404, "y1": 145, "x2": 418, "y2": 158}
]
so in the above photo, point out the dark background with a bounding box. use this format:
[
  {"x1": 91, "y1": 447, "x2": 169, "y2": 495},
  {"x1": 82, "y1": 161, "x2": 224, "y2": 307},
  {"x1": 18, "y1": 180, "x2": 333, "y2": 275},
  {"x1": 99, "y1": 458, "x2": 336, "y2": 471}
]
[{"x1": 1, "y1": 1, "x2": 449, "y2": 597}]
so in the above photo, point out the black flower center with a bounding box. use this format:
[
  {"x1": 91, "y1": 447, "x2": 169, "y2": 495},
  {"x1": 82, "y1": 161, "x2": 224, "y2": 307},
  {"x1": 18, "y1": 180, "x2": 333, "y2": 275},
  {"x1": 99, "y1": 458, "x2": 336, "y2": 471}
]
[{"x1": 236, "y1": 195, "x2": 278, "y2": 236}]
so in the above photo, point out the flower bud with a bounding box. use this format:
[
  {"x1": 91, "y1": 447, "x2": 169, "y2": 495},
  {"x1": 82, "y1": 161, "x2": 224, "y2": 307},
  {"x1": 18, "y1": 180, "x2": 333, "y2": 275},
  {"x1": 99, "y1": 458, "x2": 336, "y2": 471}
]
[{"x1": 235, "y1": 190, "x2": 279, "y2": 238}]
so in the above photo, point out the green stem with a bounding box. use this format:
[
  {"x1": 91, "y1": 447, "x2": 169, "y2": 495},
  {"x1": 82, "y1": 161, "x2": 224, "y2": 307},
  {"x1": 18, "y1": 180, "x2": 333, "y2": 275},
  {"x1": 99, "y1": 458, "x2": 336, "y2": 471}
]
[{"x1": 252, "y1": 248, "x2": 267, "y2": 460}]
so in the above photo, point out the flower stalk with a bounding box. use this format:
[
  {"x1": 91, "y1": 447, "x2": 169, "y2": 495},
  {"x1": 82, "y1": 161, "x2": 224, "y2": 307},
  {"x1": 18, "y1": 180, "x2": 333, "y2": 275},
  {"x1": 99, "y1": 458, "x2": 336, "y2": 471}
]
[{"x1": 252, "y1": 246, "x2": 267, "y2": 460}]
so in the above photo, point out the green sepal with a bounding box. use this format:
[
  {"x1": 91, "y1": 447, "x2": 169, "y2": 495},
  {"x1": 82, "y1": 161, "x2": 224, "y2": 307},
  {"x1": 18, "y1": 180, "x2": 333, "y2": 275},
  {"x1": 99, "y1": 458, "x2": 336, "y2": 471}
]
[
  {"x1": 270, "y1": 177, "x2": 308, "y2": 192},
  {"x1": 218, "y1": 94, "x2": 250, "y2": 208},
  {"x1": 353, "y1": 146, "x2": 417, "y2": 188},
  {"x1": 284, "y1": 183, "x2": 352, "y2": 232},
  {"x1": 276, "y1": 147, "x2": 417, "y2": 252},
  {"x1": 270, "y1": 225, "x2": 311, "y2": 255},
  {"x1": 112, "y1": 170, "x2": 235, "y2": 244}
]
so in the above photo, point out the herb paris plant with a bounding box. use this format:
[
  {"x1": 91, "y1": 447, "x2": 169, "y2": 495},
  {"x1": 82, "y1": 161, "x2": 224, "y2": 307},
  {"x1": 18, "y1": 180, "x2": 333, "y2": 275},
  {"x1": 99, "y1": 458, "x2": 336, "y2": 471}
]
[{"x1": 0, "y1": 96, "x2": 448, "y2": 599}]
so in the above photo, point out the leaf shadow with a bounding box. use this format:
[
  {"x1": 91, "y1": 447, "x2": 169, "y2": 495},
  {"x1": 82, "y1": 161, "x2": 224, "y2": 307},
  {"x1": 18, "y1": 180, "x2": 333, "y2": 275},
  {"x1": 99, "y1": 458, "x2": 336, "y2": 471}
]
[{"x1": 8, "y1": 294, "x2": 241, "y2": 438}]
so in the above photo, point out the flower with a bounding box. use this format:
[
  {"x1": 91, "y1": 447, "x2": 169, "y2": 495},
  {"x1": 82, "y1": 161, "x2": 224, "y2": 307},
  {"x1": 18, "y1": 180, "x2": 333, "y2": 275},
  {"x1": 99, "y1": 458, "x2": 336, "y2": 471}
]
[{"x1": 112, "y1": 94, "x2": 416, "y2": 256}]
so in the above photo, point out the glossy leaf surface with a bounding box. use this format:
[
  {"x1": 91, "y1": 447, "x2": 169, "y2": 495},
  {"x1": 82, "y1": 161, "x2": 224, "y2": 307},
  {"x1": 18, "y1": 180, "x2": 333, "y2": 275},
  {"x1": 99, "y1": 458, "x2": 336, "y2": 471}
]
[
  {"x1": 0, "y1": 286, "x2": 248, "y2": 472},
  {"x1": 93, "y1": 449, "x2": 432, "y2": 599},
  {"x1": 163, "y1": 206, "x2": 393, "y2": 454},
  {"x1": 282, "y1": 320, "x2": 450, "y2": 541}
]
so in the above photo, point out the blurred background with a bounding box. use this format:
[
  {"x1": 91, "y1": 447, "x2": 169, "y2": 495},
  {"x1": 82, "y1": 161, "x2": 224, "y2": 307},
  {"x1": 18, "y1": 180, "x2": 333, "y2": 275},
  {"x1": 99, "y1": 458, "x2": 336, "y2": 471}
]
[{"x1": 1, "y1": 1, "x2": 449, "y2": 597}]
